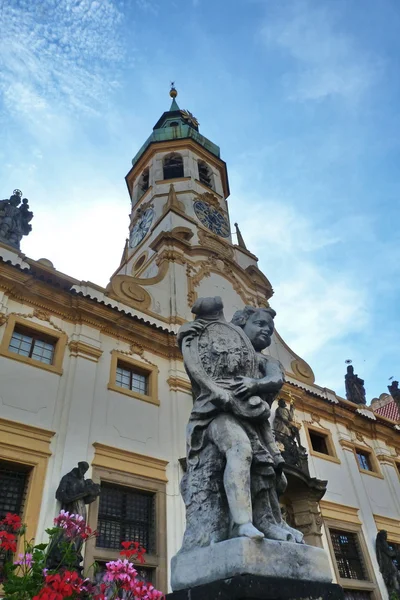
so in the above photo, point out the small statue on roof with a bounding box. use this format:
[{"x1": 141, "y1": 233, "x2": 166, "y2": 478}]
[
  {"x1": 0, "y1": 189, "x2": 33, "y2": 249},
  {"x1": 345, "y1": 363, "x2": 366, "y2": 405}
]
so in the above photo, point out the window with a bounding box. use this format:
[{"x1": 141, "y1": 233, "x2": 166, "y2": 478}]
[
  {"x1": 97, "y1": 482, "x2": 155, "y2": 552},
  {"x1": 0, "y1": 315, "x2": 67, "y2": 374},
  {"x1": 137, "y1": 168, "x2": 149, "y2": 200},
  {"x1": 0, "y1": 461, "x2": 30, "y2": 580},
  {"x1": 198, "y1": 160, "x2": 213, "y2": 189},
  {"x1": 108, "y1": 351, "x2": 159, "y2": 406},
  {"x1": 343, "y1": 592, "x2": 373, "y2": 599},
  {"x1": 116, "y1": 363, "x2": 148, "y2": 396},
  {"x1": 330, "y1": 529, "x2": 368, "y2": 580},
  {"x1": 326, "y1": 524, "x2": 378, "y2": 599},
  {"x1": 309, "y1": 430, "x2": 329, "y2": 455},
  {"x1": 304, "y1": 424, "x2": 340, "y2": 463},
  {"x1": 9, "y1": 325, "x2": 56, "y2": 365},
  {"x1": 163, "y1": 153, "x2": 184, "y2": 180},
  {"x1": 356, "y1": 450, "x2": 372, "y2": 472},
  {"x1": 85, "y1": 456, "x2": 168, "y2": 592}
]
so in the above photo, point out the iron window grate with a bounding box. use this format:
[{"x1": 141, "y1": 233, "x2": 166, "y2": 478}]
[
  {"x1": 330, "y1": 529, "x2": 368, "y2": 581},
  {"x1": 0, "y1": 461, "x2": 30, "y2": 581},
  {"x1": 163, "y1": 154, "x2": 184, "y2": 180},
  {"x1": 97, "y1": 482, "x2": 156, "y2": 554},
  {"x1": 343, "y1": 591, "x2": 372, "y2": 599}
]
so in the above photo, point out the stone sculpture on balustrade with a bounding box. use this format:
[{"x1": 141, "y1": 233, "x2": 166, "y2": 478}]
[
  {"x1": 169, "y1": 296, "x2": 343, "y2": 599},
  {"x1": 0, "y1": 190, "x2": 33, "y2": 249}
]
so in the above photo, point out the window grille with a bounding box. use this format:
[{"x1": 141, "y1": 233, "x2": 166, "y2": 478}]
[
  {"x1": 330, "y1": 529, "x2": 368, "y2": 580},
  {"x1": 309, "y1": 431, "x2": 329, "y2": 455},
  {"x1": 343, "y1": 591, "x2": 372, "y2": 599},
  {"x1": 9, "y1": 326, "x2": 55, "y2": 365},
  {"x1": 138, "y1": 169, "x2": 149, "y2": 198},
  {"x1": 116, "y1": 362, "x2": 148, "y2": 395},
  {"x1": 198, "y1": 160, "x2": 212, "y2": 188},
  {"x1": 163, "y1": 153, "x2": 183, "y2": 180},
  {"x1": 0, "y1": 461, "x2": 30, "y2": 580},
  {"x1": 97, "y1": 483, "x2": 156, "y2": 554},
  {"x1": 355, "y1": 450, "x2": 372, "y2": 471}
]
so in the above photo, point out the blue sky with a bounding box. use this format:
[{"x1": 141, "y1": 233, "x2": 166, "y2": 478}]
[{"x1": 1, "y1": 0, "x2": 399, "y2": 401}]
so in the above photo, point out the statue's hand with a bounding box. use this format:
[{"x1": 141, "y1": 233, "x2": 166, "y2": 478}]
[
  {"x1": 230, "y1": 376, "x2": 259, "y2": 399},
  {"x1": 177, "y1": 320, "x2": 207, "y2": 348}
]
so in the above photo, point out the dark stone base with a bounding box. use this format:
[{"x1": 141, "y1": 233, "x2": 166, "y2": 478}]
[{"x1": 166, "y1": 574, "x2": 344, "y2": 600}]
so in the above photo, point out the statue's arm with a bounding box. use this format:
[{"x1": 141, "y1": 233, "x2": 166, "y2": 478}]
[
  {"x1": 254, "y1": 358, "x2": 285, "y2": 394},
  {"x1": 55, "y1": 478, "x2": 87, "y2": 504}
]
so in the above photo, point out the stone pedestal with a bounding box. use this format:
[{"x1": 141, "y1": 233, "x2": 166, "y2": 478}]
[
  {"x1": 166, "y1": 574, "x2": 344, "y2": 600},
  {"x1": 171, "y1": 538, "x2": 333, "y2": 591}
]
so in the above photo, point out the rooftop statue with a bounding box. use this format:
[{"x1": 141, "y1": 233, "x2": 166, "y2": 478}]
[
  {"x1": 345, "y1": 364, "x2": 366, "y2": 405},
  {"x1": 0, "y1": 189, "x2": 33, "y2": 249},
  {"x1": 274, "y1": 397, "x2": 302, "y2": 448},
  {"x1": 176, "y1": 297, "x2": 303, "y2": 550}
]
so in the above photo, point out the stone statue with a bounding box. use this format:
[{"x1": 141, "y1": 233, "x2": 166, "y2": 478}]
[
  {"x1": 47, "y1": 462, "x2": 101, "y2": 571},
  {"x1": 345, "y1": 365, "x2": 366, "y2": 405},
  {"x1": 0, "y1": 190, "x2": 33, "y2": 249},
  {"x1": 376, "y1": 530, "x2": 400, "y2": 594},
  {"x1": 388, "y1": 380, "x2": 400, "y2": 415},
  {"x1": 177, "y1": 297, "x2": 303, "y2": 552},
  {"x1": 274, "y1": 398, "x2": 302, "y2": 448}
]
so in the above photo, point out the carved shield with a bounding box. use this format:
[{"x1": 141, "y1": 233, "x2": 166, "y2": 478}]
[{"x1": 196, "y1": 320, "x2": 257, "y2": 383}]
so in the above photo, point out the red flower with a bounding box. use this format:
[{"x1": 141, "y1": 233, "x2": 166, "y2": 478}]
[
  {"x1": 1, "y1": 513, "x2": 22, "y2": 532},
  {"x1": 120, "y1": 540, "x2": 146, "y2": 563},
  {"x1": 0, "y1": 530, "x2": 17, "y2": 552},
  {"x1": 33, "y1": 570, "x2": 87, "y2": 600}
]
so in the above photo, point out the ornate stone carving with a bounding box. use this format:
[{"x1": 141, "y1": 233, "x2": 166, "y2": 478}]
[
  {"x1": 195, "y1": 191, "x2": 223, "y2": 212},
  {"x1": 176, "y1": 297, "x2": 303, "y2": 555},
  {"x1": 273, "y1": 398, "x2": 308, "y2": 475},
  {"x1": 291, "y1": 358, "x2": 315, "y2": 383},
  {"x1": 107, "y1": 275, "x2": 151, "y2": 310},
  {"x1": 0, "y1": 189, "x2": 33, "y2": 249},
  {"x1": 197, "y1": 228, "x2": 234, "y2": 258},
  {"x1": 376, "y1": 530, "x2": 400, "y2": 595},
  {"x1": 345, "y1": 365, "x2": 366, "y2": 405}
]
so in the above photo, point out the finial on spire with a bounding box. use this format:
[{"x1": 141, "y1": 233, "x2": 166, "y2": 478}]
[
  {"x1": 170, "y1": 82, "x2": 178, "y2": 99},
  {"x1": 234, "y1": 222, "x2": 247, "y2": 250}
]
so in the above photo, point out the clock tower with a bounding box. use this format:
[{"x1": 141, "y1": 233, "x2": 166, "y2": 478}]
[{"x1": 107, "y1": 87, "x2": 275, "y2": 328}]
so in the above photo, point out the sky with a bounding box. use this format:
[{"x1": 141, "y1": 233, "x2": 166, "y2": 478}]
[{"x1": 1, "y1": 0, "x2": 399, "y2": 401}]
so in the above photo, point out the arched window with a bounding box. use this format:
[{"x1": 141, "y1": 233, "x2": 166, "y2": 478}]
[
  {"x1": 163, "y1": 153, "x2": 184, "y2": 180},
  {"x1": 198, "y1": 160, "x2": 213, "y2": 189},
  {"x1": 138, "y1": 168, "x2": 149, "y2": 199}
]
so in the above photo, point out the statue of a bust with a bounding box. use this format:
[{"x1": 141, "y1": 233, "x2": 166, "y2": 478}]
[{"x1": 177, "y1": 297, "x2": 303, "y2": 551}]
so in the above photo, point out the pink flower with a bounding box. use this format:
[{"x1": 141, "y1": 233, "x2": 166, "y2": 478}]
[
  {"x1": 14, "y1": 552, "x2": 34, "y2": 568},
  {"x1": 53, "y1": 510, "x2": 94, "y2": 540}
]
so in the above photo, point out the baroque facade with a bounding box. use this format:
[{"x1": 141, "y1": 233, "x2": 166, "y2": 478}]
[{"x1": 0, "y1": 89, "x2": 399, "y2": 599}]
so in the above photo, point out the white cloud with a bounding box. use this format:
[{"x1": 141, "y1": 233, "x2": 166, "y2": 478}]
[
  {"x1": 0, "y1": 0, "x2": 126, "y2": 129},
  {"x1": 260, "y1": 1, "x2": 378, "y2": 102}
]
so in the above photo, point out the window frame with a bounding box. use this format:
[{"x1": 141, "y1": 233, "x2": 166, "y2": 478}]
[
  {"x1": 108, "y1": 351, "x2": 159, "y2": 406},
  {"x1": 352, "y1": 444, "x2": 383, "y2": 479},
  {"x1": 85, "y1": 464, "x2": 167, "y2": 593},
  {"x1": 162, "y1": 152, "x2": 184, "y2": 180},
  {"x1": 0, "y1": 315, "x2": 67, "y2": 375},
  {"x1": 197, "y1": 160, "x2": 214, "y2": 190},
  {"x1": 325, "y1": 519, "x2": 378, "y2": 598},
  {"x1": 304, "y1": 423, "x2": 341, "y2": 464},
  {"x1": 0, "y1": 418, "x2": 54, "y2": 560}
]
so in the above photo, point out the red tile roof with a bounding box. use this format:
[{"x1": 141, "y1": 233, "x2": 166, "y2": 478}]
[{"x1": 374, "y1": 400, "x2": 400, "y2": 422}]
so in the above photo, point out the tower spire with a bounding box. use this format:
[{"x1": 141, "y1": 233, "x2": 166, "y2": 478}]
[{"x1": 169, "y1": 82, "x2": 180, "y2": 111}]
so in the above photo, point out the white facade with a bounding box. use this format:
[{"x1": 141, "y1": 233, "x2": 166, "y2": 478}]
[{"x1": 0, "y1": 96, "x2": 399, "y2": 599}]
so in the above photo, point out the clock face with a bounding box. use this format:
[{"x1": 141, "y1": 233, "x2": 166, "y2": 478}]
[
  {"x1": 129, "y1": 207, "x2": 154, "y2": 248},
  {"x1": 194, "y1": 200, "x2": 230, "y2": 238}
]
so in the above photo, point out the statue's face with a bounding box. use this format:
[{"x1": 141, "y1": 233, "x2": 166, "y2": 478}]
[
  {"x1": 278, "y1": 399, "x2": 286, "y2": 408},
  {"x1": 243, "y1": 310, "x2": 274, "y2": 351}
]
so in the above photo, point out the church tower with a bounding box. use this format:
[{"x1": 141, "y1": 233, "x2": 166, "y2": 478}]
[{"x1": 107, "y1": 86, "x2": 275, "y2": 327}]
